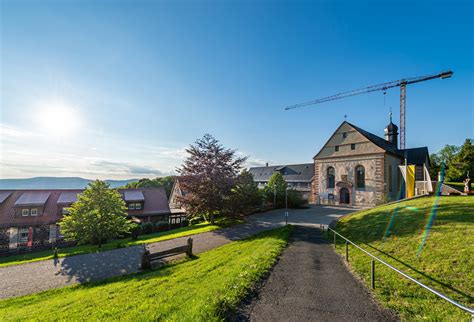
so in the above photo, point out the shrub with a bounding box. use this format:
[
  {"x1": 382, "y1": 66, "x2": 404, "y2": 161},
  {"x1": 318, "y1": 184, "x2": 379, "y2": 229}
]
[
  {"x1": 155, "y1": 221, "x2": 169, "y2": 232},
  {"x1": 130, "y1": 225, "x2": 140, "y2": 240},
  {"x1": 189, "y1": 216, "x2": 204, "y2": 225},
  {"x1": 181, "y1": 219, "x2": 189, "y2": 227},
  {"x1": 141, "y1": 222, "x2": 154, "y2": 235},
  {"x1": 287, "y1": 189, "x2": 306, "y2": 208}
]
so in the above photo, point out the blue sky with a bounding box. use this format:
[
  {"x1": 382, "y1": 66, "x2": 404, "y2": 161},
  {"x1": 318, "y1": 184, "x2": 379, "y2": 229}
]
[{"x1": 1, "y1": 0, "x2": 472, "y2": 179}]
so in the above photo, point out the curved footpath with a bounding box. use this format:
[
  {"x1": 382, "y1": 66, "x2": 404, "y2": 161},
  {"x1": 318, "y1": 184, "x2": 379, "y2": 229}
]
[
  {"x1": 0, "y1": 206, "x2": 352, "y2": 300},
  {"x1": 234, "y1": 226, "x2": 397, "y2": 321}
]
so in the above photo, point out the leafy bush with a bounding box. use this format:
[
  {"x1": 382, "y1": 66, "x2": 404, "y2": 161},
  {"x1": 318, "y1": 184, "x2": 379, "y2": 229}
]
[
  {"x1": 189, "y1": 216, "x2": 204, "y2": 225},
  {"x1": 130, "y1": 224, "x2": 140, "y2": 240},
  {"x1": 181, "y1": 219, "x2": 189, "y2": 227},
  {"x1": 141, "y1": 222, "x2": 154, "y2": 235},
  {"x1": 287, "y1": 189, "x2": 306, "y2": 208},
  {"x1": 153, "y1": 221, "x2": 169, "y2": 232}
]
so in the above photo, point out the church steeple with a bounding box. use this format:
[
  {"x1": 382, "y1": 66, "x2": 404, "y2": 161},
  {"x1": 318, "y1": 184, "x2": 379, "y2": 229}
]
[{"x1": 384, "y1": 110, "x2": 398, "y2": 148}]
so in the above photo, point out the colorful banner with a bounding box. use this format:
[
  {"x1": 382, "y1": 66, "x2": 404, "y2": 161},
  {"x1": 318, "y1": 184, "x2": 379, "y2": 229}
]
[{"x1": 406, "y1": 165, "x2": 415, "y2": 198}]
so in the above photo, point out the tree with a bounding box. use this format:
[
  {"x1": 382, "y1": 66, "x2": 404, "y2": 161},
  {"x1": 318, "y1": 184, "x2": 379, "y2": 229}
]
[
  {"x1": 263, "y1": 172, "x2": 288, "y2": 208},
  {"x1": 429, "y1": 153, "x2": 441, "y2": 180},
  {"x1": 227, "y1": 170, "x2": 262, "y2": 216},
  {"x1": 124, "y1": 176, "x2": 176, "y2": 197},
  {"x1": 446, "y1": 139, "x2": 474, "y2": 181},
  {"x1": 59, "y1": 180, "x2": 133, "y2": 248},
  {"x1": 177, "y1": 134, "x2": 246, "y2": 223},
  {"x1": 437, "y1": 144, "x2": 460, "y2": 165}
]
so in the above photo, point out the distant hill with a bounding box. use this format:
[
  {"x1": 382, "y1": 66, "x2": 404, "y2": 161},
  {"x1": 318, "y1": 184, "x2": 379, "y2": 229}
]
[{"x1": 0, "y1": 177, "x2": 139, "y2": 190}]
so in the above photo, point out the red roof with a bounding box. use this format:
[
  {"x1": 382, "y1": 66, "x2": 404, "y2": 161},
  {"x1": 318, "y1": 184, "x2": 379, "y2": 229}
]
[{"x1": 0, "y1": 188, "x2": 171, "y2": 228}]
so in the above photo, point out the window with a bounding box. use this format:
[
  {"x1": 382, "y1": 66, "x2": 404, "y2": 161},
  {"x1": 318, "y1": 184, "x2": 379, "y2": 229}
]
[
  {"x1": 129, "y1": 203, "x2": 135, "y2": 210},
  {"x1": 21, "y1": 209, "x2": 29, "y2": 216},
  {"x1": 62, "y1": 207, "x2": 70, "y2": 215},
  {"x1": 351, "y1": 144, "x2": 356, "y2": 150},
  {"x1": 171, "y1": 218, "x2": 176, "y2": 224},
  {"x1": 19, "y1": 228, "x2": 29, "y2": 242},
  {"x1": 176, "y1": 217, "x2": 181, "y2": 224},
  {"x1": 327, "y1": 167, "x2": 335, "y2": 189},
  {"x1": 389, "y1": 165, "x2": 393, "y2": 192},
  {"x1": 356, "y1": 165, "x2": 365, "y2": 189},
  {"x1": 335, "y1": 146, "x2": 339, "y2": 152},
  {"x1": 30, "y1": 208, "x2": 38, "y2": 216},
  {"x1": 342, "y1": 132, "x2": 347, "y2": 138},
  {"x1": 135, "y1": 203, "x2": 141, "y2": 210}
]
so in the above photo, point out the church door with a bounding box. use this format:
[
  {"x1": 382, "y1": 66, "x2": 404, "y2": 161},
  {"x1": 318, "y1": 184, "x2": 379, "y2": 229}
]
[{"x1": 340, "y1": 188, "x2": 350, "y2": 204}]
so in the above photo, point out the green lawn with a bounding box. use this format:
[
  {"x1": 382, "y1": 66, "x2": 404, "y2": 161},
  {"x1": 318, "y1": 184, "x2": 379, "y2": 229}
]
[
  {"x1": 0, "y1": 226, "x2": 292, "y2": 321},
  {"x1": 0, "y1": 223, "x2": 220, "y2": 268},
  {"x1": 332, "y1": 196, "x2": 473, "y2": 320}
]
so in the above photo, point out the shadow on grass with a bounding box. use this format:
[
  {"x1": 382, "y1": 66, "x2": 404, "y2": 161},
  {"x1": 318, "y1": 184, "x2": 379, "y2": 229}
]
[
  {"x1": 54, "y1": 226, "x2": 291, "y2": 292},
  {"x1": 364, "y1": 243, "x2": 474, "y2": 302},
  {"x1": 335, "y1": 197, "x2": 474, "y2": 245}
]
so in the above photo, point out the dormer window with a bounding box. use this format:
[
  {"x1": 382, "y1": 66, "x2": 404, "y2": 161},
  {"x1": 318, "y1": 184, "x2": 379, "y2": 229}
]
[
  {"x1": 129, "y1": 203, "x2": 135, "y2": 210},
  {"x1": 351, "y1": 144, "x2": 356, "y2": 150},
  {"x1": 335, "y1": 146, "x2": 339, "y2": 152},
  {"x1": 135, "y1": 203, "x2": 141, "y2": 210},
  {"x1": 22, "y1": 209, "x2": 29, "y2": 216},
  {"x1": 342, "y1": 132, "x2": 347, "y2": 138},
  {"x1": 31, "y1": 208, "x2": 38, "y2": 216}
]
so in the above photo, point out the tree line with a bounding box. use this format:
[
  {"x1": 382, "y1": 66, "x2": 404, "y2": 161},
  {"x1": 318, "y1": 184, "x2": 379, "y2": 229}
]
[{"x1": 429, "y1": 138, "x2": 474, "y2": 181}]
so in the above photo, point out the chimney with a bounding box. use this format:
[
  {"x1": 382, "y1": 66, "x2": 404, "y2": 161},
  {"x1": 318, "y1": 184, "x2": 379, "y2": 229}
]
[{"x1": 265, "y1": 162, "x2": 269, "y2": 167}]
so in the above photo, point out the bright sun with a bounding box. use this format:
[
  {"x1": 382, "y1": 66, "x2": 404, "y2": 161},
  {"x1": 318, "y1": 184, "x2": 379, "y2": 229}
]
[{"x1": 37, "y1": 103, "x2": 81, "y2": 136}]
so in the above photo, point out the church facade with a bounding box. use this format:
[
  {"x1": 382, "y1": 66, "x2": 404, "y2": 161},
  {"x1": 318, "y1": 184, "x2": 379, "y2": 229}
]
[{"x1": 309, "y1": 120, "x2": 430, "y2": 207}]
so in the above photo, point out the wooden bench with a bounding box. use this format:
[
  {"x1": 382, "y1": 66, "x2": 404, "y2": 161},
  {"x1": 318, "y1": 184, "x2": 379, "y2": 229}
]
[{"x1": 141, "y1": 237, "x2": 193, "y2": 269}]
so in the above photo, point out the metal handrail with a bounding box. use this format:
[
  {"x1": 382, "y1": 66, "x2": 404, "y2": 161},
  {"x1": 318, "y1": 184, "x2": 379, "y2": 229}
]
[{"x1": 327, "y1": 227, "x2": 474, "y2": 317}]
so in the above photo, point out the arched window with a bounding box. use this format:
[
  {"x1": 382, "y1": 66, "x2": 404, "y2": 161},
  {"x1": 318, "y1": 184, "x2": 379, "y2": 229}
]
[
  {"x1": 327, "y1": 167, "x2": 335, "y2": 188},
  {"x1": 355, "y1": 165, "x2": 365, "y2": 189},
  {"x1": 388, "y1": 165, "x2": 393, "y2": 192}
]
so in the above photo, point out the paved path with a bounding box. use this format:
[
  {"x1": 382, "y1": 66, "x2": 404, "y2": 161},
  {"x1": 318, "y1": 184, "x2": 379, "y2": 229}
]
[
  {"x1": 235, "y1": 226, "x2": 397, "y2": 321},
  {"x1": 0, "y1": 205, "x2": 352, "y2": 299}
]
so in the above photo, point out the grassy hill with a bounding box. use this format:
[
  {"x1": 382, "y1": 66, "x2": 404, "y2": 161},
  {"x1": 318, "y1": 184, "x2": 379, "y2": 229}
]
[
  {"x1": 333, "y1": 196, "x2": 473, "y2": 320},
  {"x1": 0, "y1": 226, "x2": 291, "y2": 321}
]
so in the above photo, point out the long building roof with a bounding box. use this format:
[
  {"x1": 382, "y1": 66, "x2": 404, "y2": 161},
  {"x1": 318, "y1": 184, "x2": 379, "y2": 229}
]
[
  {"x1": 248, "y1": 163, "x2": 314, "y2": 182},
  {"x1": 0, "y1": 188, "x2": 171, "y2": 228}
]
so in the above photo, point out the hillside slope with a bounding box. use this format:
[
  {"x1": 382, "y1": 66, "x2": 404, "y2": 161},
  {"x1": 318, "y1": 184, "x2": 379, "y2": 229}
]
[{"x1": 333, "y1": 196, "x2": 473, "y2": 320}]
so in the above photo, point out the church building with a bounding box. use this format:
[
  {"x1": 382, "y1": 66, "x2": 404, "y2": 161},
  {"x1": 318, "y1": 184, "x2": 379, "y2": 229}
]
[{"x1": 309, "y1": 119, "x2": 430, "y2": 206}]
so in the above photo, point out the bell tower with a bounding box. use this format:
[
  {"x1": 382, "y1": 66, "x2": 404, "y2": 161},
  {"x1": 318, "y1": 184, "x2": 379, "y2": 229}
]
[{"x1": 384, "y1": 111, "x2": 399, "y2": 148}]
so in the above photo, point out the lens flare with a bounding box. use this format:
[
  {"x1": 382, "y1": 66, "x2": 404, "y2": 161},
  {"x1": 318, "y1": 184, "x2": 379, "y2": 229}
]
[
  {"x1": 417, "y1": 163, "x2": 445, "y2": 256},
  {"x1": 383, "y1": 180, "x2": 405, "y2": 240}
]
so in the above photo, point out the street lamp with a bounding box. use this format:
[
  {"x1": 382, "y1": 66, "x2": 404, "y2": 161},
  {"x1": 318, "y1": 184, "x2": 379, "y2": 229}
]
[
  {"x1": 285, "y1": 187, "x2": 290, "y2": 225},
  {"x1": 273, "y1": 184, "x2": 276, "y2": 208}
]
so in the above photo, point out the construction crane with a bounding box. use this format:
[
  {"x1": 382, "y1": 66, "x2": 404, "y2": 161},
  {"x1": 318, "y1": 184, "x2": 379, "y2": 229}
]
[{"x1": 285, "y1": 71, "x2": 453, "y2": 150}]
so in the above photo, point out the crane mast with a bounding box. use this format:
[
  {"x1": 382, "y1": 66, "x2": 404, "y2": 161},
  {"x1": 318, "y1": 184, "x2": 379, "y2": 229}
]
[{"x1": 285, "y1": 71, "x2": 453, "y2": 151}]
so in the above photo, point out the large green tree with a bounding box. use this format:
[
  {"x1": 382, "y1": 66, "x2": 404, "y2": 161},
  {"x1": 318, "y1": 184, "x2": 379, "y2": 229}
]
[{"x1": 60, "y1": 180, "x2": 133, "y2": 248}]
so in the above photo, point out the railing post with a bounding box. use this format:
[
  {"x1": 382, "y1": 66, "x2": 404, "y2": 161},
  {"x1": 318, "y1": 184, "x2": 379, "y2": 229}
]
[
  {"x1": 333, "y1": 231, "x2": 336, "y2": 248},
  {"x1": 371, "y1": 259, "x2": 375, "y2": 289},
  {"x1": 345, "y1": 240, "x2": 349, "y2": 262}
]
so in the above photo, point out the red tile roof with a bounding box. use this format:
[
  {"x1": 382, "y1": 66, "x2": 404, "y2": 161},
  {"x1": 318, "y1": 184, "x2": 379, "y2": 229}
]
[{"x1": 0, "y1": 188, "x2": 171, "y2": 228}]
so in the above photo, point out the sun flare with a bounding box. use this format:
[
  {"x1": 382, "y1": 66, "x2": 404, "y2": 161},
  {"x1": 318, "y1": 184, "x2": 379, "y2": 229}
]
[{"x1": 37, "y1": 102, "x2": 81, "y2": 136}]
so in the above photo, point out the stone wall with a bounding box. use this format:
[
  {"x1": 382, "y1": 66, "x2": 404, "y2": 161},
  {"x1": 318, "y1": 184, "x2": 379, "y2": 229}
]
[{"x1": 313, "y1": 153, "x2": 385, "y2": 206}]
